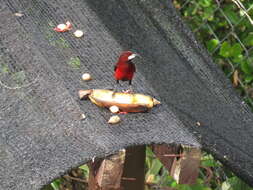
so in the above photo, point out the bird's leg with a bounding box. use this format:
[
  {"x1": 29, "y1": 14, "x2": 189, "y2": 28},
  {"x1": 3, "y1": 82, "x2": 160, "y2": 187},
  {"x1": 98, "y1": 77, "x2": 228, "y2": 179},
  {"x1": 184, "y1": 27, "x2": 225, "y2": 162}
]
[
  {"x1": 112, "y1": 80, "x2": 120, "y2": 97},
  {"x1": 123, "y1": 81, "x2": 133, "y2": 94},
  {"x1": 113, "y1": 80, "x2": 119, "y2": 92}
]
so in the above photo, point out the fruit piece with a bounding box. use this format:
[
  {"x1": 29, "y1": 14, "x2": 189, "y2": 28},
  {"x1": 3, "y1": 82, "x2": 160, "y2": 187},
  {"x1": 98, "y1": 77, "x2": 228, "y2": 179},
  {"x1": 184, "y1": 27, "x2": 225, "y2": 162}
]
[
  {"x1": 108, "y1": 115, "x2": 121, "y2": 124},
  {"x1": 109, "y1": 105, "x2": 119, "y2": 113},
  {"x1": 79, "y1": 89, "x2": 161, "y2": 113},
  {"x1": 82, "y1": 73, "x2": 92, "y2": 81},
  {"x1": 54, "y1": 21, "x2": 72, "y2": 32},
  {"x1": 74, "y1": 30, "x2": 84, "y2": 38}
]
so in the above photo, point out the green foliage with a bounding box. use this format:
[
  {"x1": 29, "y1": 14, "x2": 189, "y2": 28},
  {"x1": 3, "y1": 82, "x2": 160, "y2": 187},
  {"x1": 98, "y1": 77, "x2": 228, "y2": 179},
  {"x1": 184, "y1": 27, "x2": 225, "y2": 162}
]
[
  {"x1": 68, "y1": 57, "x2": 81, "y2": 69},
  {"x1": 206, "y1": 39, "x2": 219, "y2": 52},
  {"x1": 144, "y1": 148, "x2": 253, "y2": 190},
  {"x1": 219, "y1": 42, "x2": 243, "y2": 59},
  {"x1": 0, "y1": 64, "x2": 10, "y2": 74},
  {"x1": 145, "y1": 146, "x2": 175, "y2": 188},
  {"x1": 243, "y1": 33, "x2": 253, "y2": 46},
  {"x1": 221, "y1": 177, "x2": 252, "y2": 190},
  {"x1": 201, "y1": 154, "x2": 220, "y2": 168},
  {"x1": 145, "y1": 147, "x2": 164, "y2": 184},
  {"x1": 12, "y1": 71, "x2": 26, "y2": 84},
  {"x1": 79, "y1": 164, "x2": 89, "y2": 179},
  {"x1": 50, "y1": 179, "x2": 63, "y2": 190},
  {"x1": 45, "y1": 21, "x2": 70, "y2": 49},
  {"x1": 174, "y1": 0, "x2": 253, "y2": 106}
]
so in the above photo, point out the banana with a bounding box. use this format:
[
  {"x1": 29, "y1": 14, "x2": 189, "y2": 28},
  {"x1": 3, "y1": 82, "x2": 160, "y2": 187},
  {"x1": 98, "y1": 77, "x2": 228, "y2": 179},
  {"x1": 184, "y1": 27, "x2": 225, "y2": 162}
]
[{"x1": 79, "y1": 89, "x2": 160, "y2": 113}]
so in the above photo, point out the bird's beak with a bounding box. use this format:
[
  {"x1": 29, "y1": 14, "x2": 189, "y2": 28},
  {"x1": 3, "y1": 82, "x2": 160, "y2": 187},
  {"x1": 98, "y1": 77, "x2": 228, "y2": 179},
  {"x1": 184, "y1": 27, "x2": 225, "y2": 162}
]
[{"x1": 128, "y1": 53, "x2": 138, "y2": 60}]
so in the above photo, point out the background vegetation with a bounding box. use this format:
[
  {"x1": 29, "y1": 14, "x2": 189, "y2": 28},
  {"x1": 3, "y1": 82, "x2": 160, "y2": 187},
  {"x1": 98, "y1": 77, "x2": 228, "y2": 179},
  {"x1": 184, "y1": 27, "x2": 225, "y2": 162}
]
[
  {"x1": 43, "y1": 0, "x2": 253, "y2": 189},
  {"x1": 174, "y1": 0, "x2": 253, "y2": 108}
]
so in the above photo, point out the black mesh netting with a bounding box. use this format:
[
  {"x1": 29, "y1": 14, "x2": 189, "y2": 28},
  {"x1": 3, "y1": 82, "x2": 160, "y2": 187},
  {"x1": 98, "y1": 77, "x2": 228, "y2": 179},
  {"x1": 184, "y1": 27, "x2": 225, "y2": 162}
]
[{"x1": 1, "y1": 0, "x2": 253, "y2": 189}]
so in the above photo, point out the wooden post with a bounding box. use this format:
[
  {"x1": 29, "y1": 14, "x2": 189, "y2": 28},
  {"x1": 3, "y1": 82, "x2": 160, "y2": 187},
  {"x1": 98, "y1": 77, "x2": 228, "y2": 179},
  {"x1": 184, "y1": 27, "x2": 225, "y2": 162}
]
[
  {"x1": 174, "y1": 146, "x2": 201, "y2": 184},
  {"x1": 88, "y1": 149, "x2": 125, "y2": 190},
  {"x1": 121, "y1": 145, "x2": 146, "y2": 190},
  {"x1": 88, "y1": 159, "x2": 103, "y2": 190},
  {"x1": 88, "y1": 146, "x2": 145, "y2": 190}
]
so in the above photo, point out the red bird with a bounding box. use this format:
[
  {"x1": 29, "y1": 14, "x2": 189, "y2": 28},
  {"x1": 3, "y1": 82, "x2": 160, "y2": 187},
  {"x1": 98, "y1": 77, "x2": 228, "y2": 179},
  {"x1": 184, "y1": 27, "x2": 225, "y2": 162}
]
[{"x1": 114, "y1": 51, "x2": 137, "y2": 89}]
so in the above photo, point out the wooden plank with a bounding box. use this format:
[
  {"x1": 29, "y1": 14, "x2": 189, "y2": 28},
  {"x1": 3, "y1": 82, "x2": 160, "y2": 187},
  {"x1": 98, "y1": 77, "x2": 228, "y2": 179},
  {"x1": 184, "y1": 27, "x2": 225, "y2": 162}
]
[
  {"x1": 88, "y1": 146, "x2": 145, "y2": 190},
  {"x1": 177, "y1": 147, "x2": 201, "y2": 184},
  {"x1": 121, "y1": 146, "x2": 146, "y2": 190},
  {"x1": 88, "y1": 149, "x2": 125, "y2": 190},
  {"x1": 152, "y1": 144, "x2": 181, "y2": 172},
  {"x1": 153, "y1": 144, "x2": 201, "y2": 185},
  {"x1": 88, "y1": 158, "x2": 103, "y2": 190}
]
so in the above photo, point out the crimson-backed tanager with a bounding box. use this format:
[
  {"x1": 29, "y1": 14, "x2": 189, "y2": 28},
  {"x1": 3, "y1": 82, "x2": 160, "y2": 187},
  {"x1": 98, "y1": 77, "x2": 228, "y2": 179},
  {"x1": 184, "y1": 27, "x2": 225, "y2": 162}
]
[{"x1": 114, "y1": 51, "x2": 138, "y2": 89}]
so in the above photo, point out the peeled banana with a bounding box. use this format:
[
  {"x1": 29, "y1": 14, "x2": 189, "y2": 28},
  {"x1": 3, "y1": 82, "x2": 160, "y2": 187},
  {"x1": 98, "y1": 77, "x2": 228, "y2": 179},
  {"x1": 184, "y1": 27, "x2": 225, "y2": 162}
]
[{"x1": 79, "y1": 89, "x2": 160, "y2": 113}]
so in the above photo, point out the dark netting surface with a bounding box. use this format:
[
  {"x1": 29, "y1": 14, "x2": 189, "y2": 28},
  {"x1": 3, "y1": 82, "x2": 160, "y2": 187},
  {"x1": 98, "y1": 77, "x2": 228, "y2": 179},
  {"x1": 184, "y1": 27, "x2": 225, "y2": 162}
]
[{"x1": 0, "y1": 0, "x2": 253, "y2": 189}]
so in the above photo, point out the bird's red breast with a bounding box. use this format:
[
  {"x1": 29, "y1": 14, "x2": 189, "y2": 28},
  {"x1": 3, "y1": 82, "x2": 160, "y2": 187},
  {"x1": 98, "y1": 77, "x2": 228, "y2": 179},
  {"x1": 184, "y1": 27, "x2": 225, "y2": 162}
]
[
  {"x1": 114, "y1": 51, "x2": 137, "y2": 81},
  {"x1": 114, "y1": 62, "x2": 135, "y2": 81}
]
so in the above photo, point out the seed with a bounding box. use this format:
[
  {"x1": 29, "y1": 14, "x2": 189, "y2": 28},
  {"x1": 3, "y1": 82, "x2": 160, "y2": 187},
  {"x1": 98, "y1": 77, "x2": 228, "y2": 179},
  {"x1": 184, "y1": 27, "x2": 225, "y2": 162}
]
[
  {"x1": 109, "y1": 105, "x2": 119, "y2": 113},
  {"x1": 108, "y1": 115, "x2": 121, "y2": 124},
  {"x1": 74, "y1": 30, "x2": 84, "y2": 38},
  {"x1": 82, "y1": 73, "x2": 92, "y2": 81},
  {"x1": 14, "y1": 12, "x2": 24, "y2": 17},
  {"x1": 80, "y1": 113, "x2": 86, "y2": 120}
]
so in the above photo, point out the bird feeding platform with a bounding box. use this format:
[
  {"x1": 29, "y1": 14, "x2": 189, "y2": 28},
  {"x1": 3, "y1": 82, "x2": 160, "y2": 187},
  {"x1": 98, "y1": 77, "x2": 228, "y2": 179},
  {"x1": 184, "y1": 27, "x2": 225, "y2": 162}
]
[{"x1": 1, "y1": 0, "x2": 253, "y2": 189}]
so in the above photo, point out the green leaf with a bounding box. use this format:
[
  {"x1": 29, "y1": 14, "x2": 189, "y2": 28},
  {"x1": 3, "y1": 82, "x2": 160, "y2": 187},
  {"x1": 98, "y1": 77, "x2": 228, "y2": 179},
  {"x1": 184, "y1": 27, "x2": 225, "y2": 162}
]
[
  {"x1": 171, "y1": 181, "x2": 178, "y2": 188},
  {"x1": 225, "y1": 177, "x2": 253, "y2": 190},
  {"x1": 0, "y1": 64, "x2": 10, "y2": 74},
  {"x1": 12, "y1": 71, "x2": 26, "y2": 84},
  {"x1": 199, "y1": 0, "x2": 211, "y2": 7},
  {"x1": 206, "y1": 39, "x2": 219, "y2": 52},
  {"x1": 201, "y1": 159, "x2": 219, "y2": 167},
  {"x1": 190, "y1": 184, "x2": 212, "y2": 190},
  {"x1": 50, "y1": 179, "x2": 62, "y2": 190},
  {"x1": 240, "y1": 61, "x2": 253, "y2": 74},
  {"x1": 147, "y1": 158, "x2": 162, "y2": 176},
  {"x1": 230, "y1": 43, "x2": 243, "y2": 58},
  {"x1": 145, "y1": 157, "x2": 163, "y2": 184},
  {"x1": 232, "y1": 54, "x2": 244, "y2": 63},
  {"x1": 224, "y1": 9, "x2": 240, "y2": 24},
  {"x1": 146, "y1": 146, "x2": 154, "y2": 157},
  {"x1": 219, "y1": 41, "x2": 231, "y2": 58},
  {"x1": 145, "y1": 146, "x2": 154, "y2": 169},
  {"x1": 55, "y1": 37, "x2": 69, "y2": 48},
  {"x1": 221, "y1": 181, "x2": 231, "y2": 190},
  {"x1": 160, "y1": 171, "x2": 175, "y2": 186},
  {"x1": 244, "y1": 75, "x2": 253, "y2": 84},
  {"x1": 203, "y1": 6, "x2": 216, "y2": 21},
  {"x1": 243, "y1": 33, "x2": 253, "y2": 46},
  {"x1": 79, "y1": 164, "x2": 89, "y2": 178},
  {"x1": 68, "y1": 57, "x2": 81, "y2": 69},
  {"x1": 177, "y1": 184, "x2": 192, "y2": 190}
]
